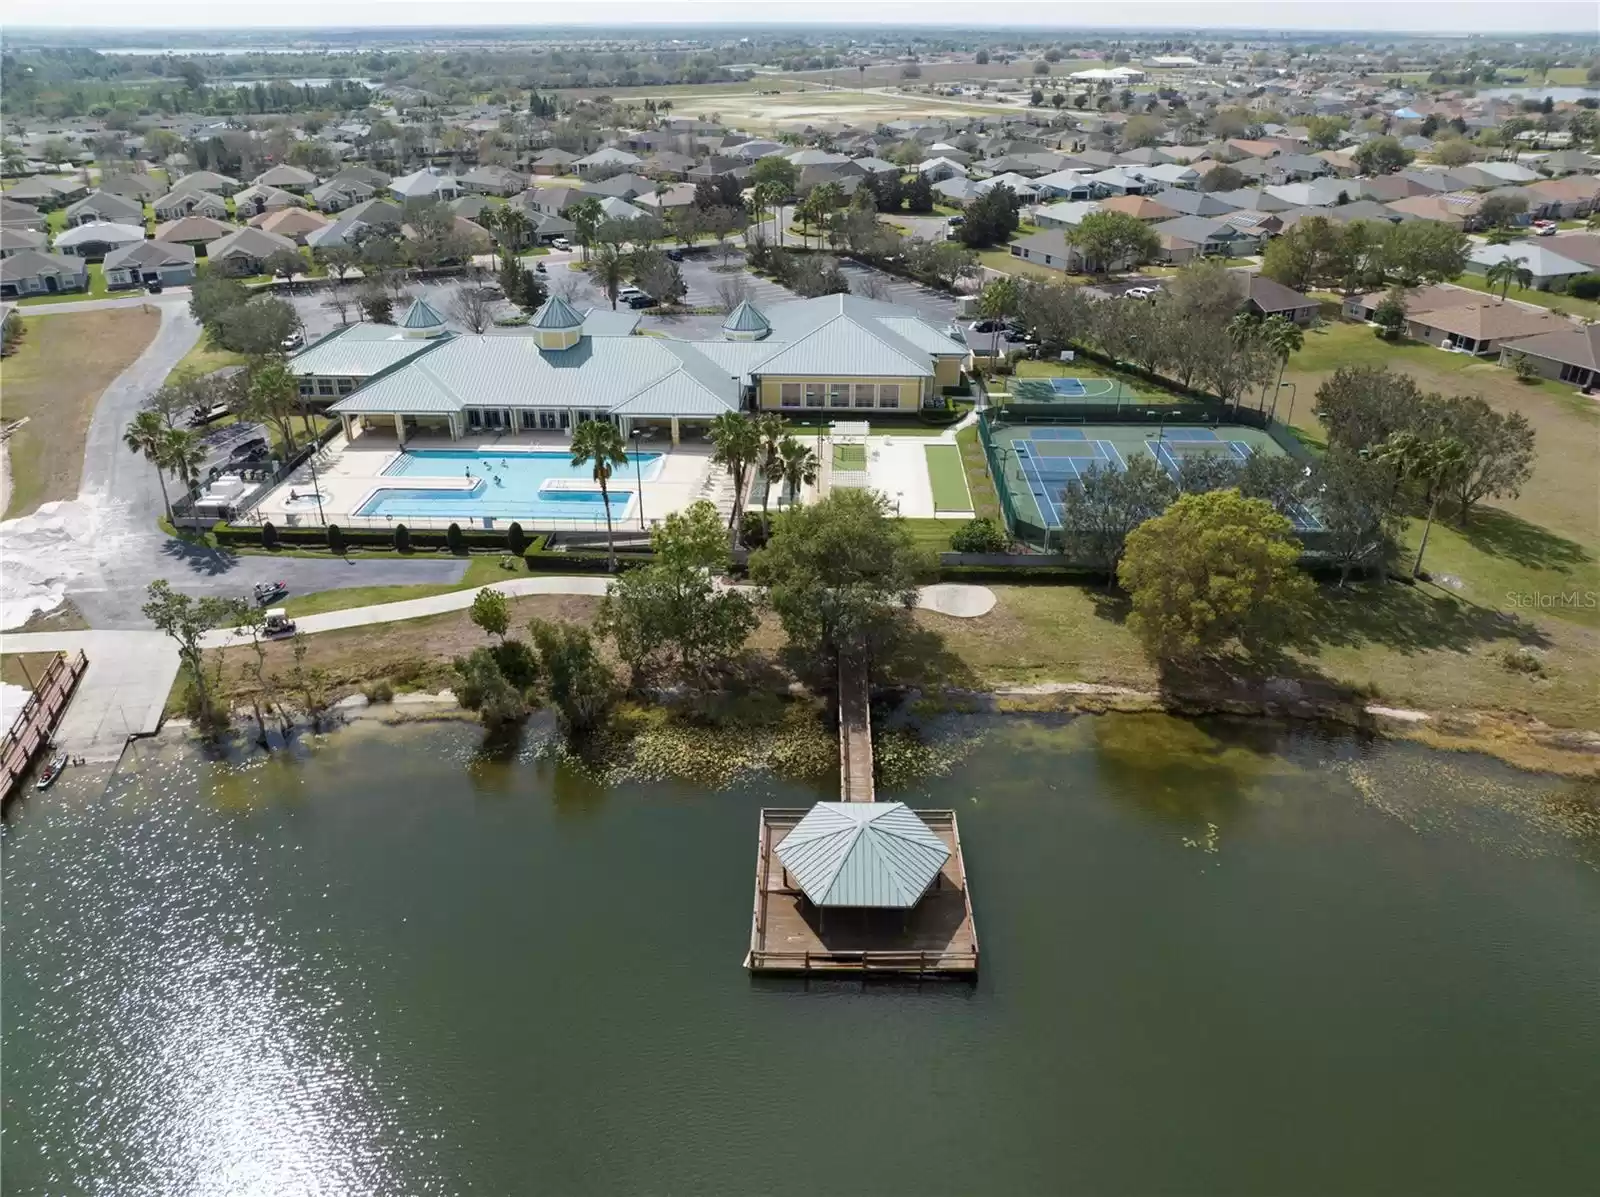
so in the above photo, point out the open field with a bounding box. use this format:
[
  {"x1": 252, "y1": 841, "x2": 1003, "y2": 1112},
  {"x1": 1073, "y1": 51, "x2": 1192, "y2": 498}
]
[
  {"x1": 766, "y1": 60, "x2": 1103, "y2": 87},
  {"x1": 278, "y1": 556, "x2": 507, "y2": 617},
  {"x1": 612, "y1": 83, "x2": 1007, "y2": 129},
  {"x1": 1, "y1": 308, "x2": 162, "y2": 519}
]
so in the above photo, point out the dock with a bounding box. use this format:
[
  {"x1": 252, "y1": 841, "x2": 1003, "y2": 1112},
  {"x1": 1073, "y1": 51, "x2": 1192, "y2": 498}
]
[
  {"x1": 1, "y1": 651, "x2": 88, "y2": 802},
  {"x1": 745, "y1": 807, "x2": 980, "y2": 977},
  {"x1": 838, "y1": 655, "x2": 874, "y2": 803}
]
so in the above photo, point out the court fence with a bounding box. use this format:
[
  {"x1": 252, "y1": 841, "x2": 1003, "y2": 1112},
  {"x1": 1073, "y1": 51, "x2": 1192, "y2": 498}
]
[{"x1": 976, "y1": 409, "x2": 1335, "y2": 559}]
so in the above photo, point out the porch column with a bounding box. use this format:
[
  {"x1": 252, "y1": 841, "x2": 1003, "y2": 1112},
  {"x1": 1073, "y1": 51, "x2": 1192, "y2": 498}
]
[
  {"x1": 449, "y1": 414, "x2": 460, "y2": 441},
  {"x1": 670, "y1": 417, "x2": 680, "y2": 446},
  {"x1": 393, "y1": 413, "x2": 406, "y2": 444},
  {"x1": 340, "y1": 414, "x2": 353, "y2": 440}
]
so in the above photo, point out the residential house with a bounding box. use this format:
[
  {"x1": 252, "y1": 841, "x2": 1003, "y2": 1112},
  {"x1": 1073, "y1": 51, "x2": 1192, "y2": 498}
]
[
  {"x1": 1263, "y1": 178, "x2": 1349, "y2": 208},
  {"x1": 0, "y1": 249, "x2": 89, "y2": 298},
  {"x1": 1140, "y1": 162, "x2": 1201, "y2": 189},
  {"x1": 103, "y1": 240, "x2": 196, "y2": 289},
  {"x1": 53, "y1": 221, "x2": 144, "y2": 261},
  {"x1": 1498, "y1": 323, "x2": 1600, "y2": 389},
  {"x1": 917, "y1": 157, "x2": 969, "y2": 182},
  {"x1": 311, "y1": 178, "x2": 375, "y2": 212},
  {"x1": 1030, "y1": 169, "x2": 1095, "y2": 201},
  {"x1": 204, "y1": 227, "x2": 299, "y2": 275},
  {"x1": 152, "y1": 189, "x2": 230, "y2": 221},
  {"x1": 528, "y1": 147, "x2": 579, "y2": 175},
  {"x1": 63, "y1": 190, "x2": 145, "y2": 227},
  {"x1": 1357, "y1": 174, "x2": 1438, "y2": 202},
  {"x1": 97, "y1": 173, "x2": 163, "y2": 202},
  {"x1": 1537, "y1": 149, "x2": 1600, "y2": 176},
  {"x1": 1211, "y1": 188, "x2": 1298, "y2": 214},
  {"x1": 1543, "y1": 233, "x2": 1600, "y2": 270},
  {"x1": 518, "y1": 185, "x2": 589, "y2": 217},
  {"x1": 1034, "y1": 201, "x2": 1103, "y2": 230},
  {"x1": 1085, "y1": 167, "x2": 1155, "y2": 197},
  {"x1": 170, "y1": 170, "x2": 241, "y2": 195},
  {"x1": 635, "y1": 183, "x2": 697, "y2": 214},
  {"x1": 252, "y1": 164, "x2": 318, "y2": 193},
  {"x1": 1385, "y1": 192, "x2": 1484, "y2": 228},
  {"x1": 459, "y1": 165, "x2": 527, "y2": 196},
  {"x1": 1009, "y1": 228, "x2": 1101, "y2": 273},
  {"x1": 1404, "y1": 301, "x2": 1566, "y2": 355},
  {"x1": 1152, "y1": 215, "x2": 1262, "y2": 262},
  {"x1": 1520, "y1": 176, "x2": 1600, "y2": 220},
  {"x1": 5, "y1": 176, "x2": 88, "y2": 209},
  {"x1": 586, "y1": 172, "x2": 656, "y2": 201},
  {"x1": 595, "y1": 195, "x2": 653, "y2": 222},
  {"x1": 1225, "y1": 138, "x2": 1284, "y2": 159},
  {"x1": 448, "y1": 195, "x2": 494, "y2": 223},
  {"x1": 391, "y1": 169, "x2": 460, "y2": 202},
  {"x1": 1465, "y1": 242, "x2": 1591, "y2": 290},
  {"x1": 1, "y1": 198, "x2": 46, "y2": 231},
  {"x1": 574, "y1": 147, "x2": 644, "y2": 174},
  {"x1": 304, "y1": 199, "x2": 405, "y2": 251},
  {"x1": 642, "y1": 150, "x2": 697, "y2": 179},
  {"x1": 252, "y1": 207, "x2": 331, "y2": 244},
  {"x1": 1245, "y1": 276, "x2": 1320, "y2": 325},
  {"x1": 155, "y1": 214, "x2": 235, "y2": 250},
  {"x1": 0, "y1": 227, "x2": 48, "y2": 258},
  {"x1": 1471, "y1": 161, "x2": 1542, "y2": 185},
  {"x1": 932, "y1": 178, "x2": 984, "y2": 206},
  {"x1": 1341, "y1": 284, "x2": 1479, "y2": 323},
  {"x1": 233, "y1": 184, "x2": 304, "y2": 219},
  {"x1": 1151, "y1": 188, "x2": 1236, "y2": 218}
]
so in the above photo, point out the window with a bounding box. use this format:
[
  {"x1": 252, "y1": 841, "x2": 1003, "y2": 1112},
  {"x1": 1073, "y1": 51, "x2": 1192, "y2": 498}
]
[
  {"x1": 298, "y1": 381, "x2": 314, "y2": 397},
  {"x1": 316, "y1": 378, "x2": 335, "y2": 396},
  {"x1": 780, "y1": 382, "x2": 802, "y2": 408},
  {"x1": 878, "y1": 384, "x2": 901, "y2": 409},
  {"x1": 1559, "y1": 362, "x2": 1591, "y2": 386},
  {"x1": 520, "y1": 410, "x2": 539, "y2": 429},
  {"x1": 828, "y1": 383, "x2": 850, "y2": 408},
  {"x1": 854, "y1": 384, "x2": 876, "y2": 408},
  {"x1": 467, "y1": 409, "x2": 483, "y2": 429},
  {"x1": 538, "y1": 410, "x2": 567, "y2": 430},
  {"x1": 804, "y1": 383, "x2": 824, "y2": 408},
  {"x1": 336, "y1": 378, "x2": 354, "y2": 395}
]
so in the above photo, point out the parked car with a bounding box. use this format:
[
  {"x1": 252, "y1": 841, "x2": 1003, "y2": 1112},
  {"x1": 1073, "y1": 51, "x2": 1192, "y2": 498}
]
[
  {"x1": 534, "y1": 261, "x2": 546, "y2": 273},
  {"x1": 947, "y1": 214, "x2": 965, "y2": 226},
  {"x1": 1532, "y1": 220, "x2": 1558, "y2": 236},
  {"x1": 665, "y1": 248, "x2": 684, "y2": 261},
  {"x1": 281, "y1": 331, "x2": 304, "y2": 351},
  {"x1": 145, "y1": 280, "x2": 163, "y2": 294},
  {"x1": 1123, "y1": 286, "x2": 1158, "y2": 300},
  {"x1": 550, "y1": 237, "x2": 571, "y2": 250},
  {"x1": 625, "y1": 293, "x2": 656, "y2": 309}
]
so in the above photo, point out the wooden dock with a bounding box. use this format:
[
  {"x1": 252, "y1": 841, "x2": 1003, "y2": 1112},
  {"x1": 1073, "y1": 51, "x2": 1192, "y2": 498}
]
[
  {"x1": 838, "y1": 655, "x2": 874, "y2": 803},
  {"x1": 745, "y1": 807, "x2": 980, "y2": 978},
  {"x1": 1, "y1": 651, "x2": 88, "y2": 802}
]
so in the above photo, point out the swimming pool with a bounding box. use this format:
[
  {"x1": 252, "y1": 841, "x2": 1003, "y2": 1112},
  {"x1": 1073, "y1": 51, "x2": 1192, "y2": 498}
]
[{"x1": 355, "y1": 449, "x2": 663, "y2": 522}]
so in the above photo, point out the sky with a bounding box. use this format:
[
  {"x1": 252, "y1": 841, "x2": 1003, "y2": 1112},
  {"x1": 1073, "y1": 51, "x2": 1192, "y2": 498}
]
[{"x1": 5, "y1": 1, "x2": 1598, "y2": 34}]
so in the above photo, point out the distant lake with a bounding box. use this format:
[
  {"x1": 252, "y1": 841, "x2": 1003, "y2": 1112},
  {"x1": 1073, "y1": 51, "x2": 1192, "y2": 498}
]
[{"x1": 1480, "y1": 85, "x2": 1600, "y2": 102}]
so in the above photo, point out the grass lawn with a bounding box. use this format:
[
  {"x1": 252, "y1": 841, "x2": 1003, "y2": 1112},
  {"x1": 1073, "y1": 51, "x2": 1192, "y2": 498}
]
[
  {"x1": 169, "y1": 340, "x2": 248, "y2": 382},
  {"x1": 977, "y1": 249, "x2": 1070, "y2": 281},
  {"x1": 1447, "y1": 274, "x2": 1600, "y2": 322},
  {"x1": 924, "y1": 443, "x2": 973, "y2": 511},
  {"x1": 2, "y1": 308, "x2": 162, "y2": 519},
  {"x1": 955, "y1": 424, "x2": 1001, "y2": 520},
  {"x1": 832, "y1": 442, "x2": 866, "y2": 470},
  {"x1": 278, "y1": 556, "x2": 508, "y2": 617},
  {"x1": 15, "y1": 263, "x2": 110, "y2": 306},
  {"x1": 902, "y1": 518, "x2": 954, "y2": 553}
]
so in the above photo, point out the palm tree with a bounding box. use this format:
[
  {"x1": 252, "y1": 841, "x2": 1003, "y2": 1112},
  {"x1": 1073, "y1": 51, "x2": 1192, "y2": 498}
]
[
  {"x1": 708, "y1": 411, "x2": 762, "y2": 537},
  {"x1": 1484, "y1": 256, "x2": 1532, "y2": 303},
  {"x1": 591, "y1": 241, "x2": 628, "y2": 309},
  {"x1": 568, "y1": 419, "x2": 629, "y2": 570},
  {"x1": 124, "y1": 410, "x2": 174, "y2": 526},
  {"x1": 568, "y1": 197, "x2": 602, "y2": 263},
  {"x1": 975, "y1": 276, "x2": 1020, "y2": 366},
  {"x1": 161, "y1": 428, "x2": 209, "y2": 497},
  {"x1": 754, "y1": 413, "x2": 787, "y2": 519},
  {"x1": 495, "y1": 205, "x2": 531, "y2": 253},
  {"x1": 1375, "y1": 432, "x2": 1470, "y2": 579},
  {"x1": 1257, "y1": 314, "x2": 1304, "y2": 419},
  {"x1": 776, "y1": 436, "x2": 819, "y2": 508}
]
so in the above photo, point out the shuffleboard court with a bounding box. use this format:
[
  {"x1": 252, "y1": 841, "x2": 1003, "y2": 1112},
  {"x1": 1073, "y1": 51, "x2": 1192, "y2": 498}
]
[{"x1": 923, "y1": 444, "x2": 973, "y2": 513}]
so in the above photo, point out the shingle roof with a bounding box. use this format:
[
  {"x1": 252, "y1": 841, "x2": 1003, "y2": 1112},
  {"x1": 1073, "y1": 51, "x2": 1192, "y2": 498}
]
[
  {"x1": 103, "y1": 239, "x2": 194, "y2": 269},
  {"x1": 54, "y1": 221, "x2": 145, "y2": 248},
  {"x1": 774, "y1": 802, "x2": 950, "y2": 909}
]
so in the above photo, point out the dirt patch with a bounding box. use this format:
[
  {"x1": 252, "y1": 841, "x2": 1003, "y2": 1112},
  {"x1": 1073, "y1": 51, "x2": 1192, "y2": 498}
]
[{"x1": 0, "y1": 308, "x2": 161, "y2": 519}]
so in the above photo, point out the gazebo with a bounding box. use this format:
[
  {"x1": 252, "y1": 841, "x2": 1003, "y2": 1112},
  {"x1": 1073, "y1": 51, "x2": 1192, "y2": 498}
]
[{"x1": 775, "y1": 802, "x2": 951, "y2": 910}]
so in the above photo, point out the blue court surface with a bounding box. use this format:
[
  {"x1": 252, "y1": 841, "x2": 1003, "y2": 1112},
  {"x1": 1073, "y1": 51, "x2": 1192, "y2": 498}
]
[
  {"x1": 1011, "y1": 437, "x2": 1127, "y2": 529},
  {"x1": 1144, "y1": 434, "x2": 1323, "y2": 532},
  {"x1": 1044, "y1": 377, "x2": 1118, "y2": 398}
]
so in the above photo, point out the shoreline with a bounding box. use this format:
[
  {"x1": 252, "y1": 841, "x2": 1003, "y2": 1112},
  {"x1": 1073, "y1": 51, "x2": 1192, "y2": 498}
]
[{"x1": 186, "y1": 678, "x2": 1600, "y2": 781}]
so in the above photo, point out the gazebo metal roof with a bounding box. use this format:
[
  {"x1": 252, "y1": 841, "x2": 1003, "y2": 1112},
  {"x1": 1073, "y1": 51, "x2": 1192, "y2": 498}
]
[{"x1": 775, "y1": 802, "x2": 950, "y2": 909}]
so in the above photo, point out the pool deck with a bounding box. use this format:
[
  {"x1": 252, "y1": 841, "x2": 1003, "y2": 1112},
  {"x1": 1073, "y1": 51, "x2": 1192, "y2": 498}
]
[
  {"x1": 746, "y1": 807, "x2": 980, "y2": 978},
  {"x1": 252, "y1": 431, "x2": 717, "y2": 531}
]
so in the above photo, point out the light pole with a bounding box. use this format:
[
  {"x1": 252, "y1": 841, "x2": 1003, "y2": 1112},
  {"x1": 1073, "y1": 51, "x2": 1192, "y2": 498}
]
[
  {"x1": 1147, "y1": 409, "x2": 1165, "y2": 441},
  {"x1": 1277, "y1": 382, "x2": 1297, "y2": 427},
  {"x1": 307, "y1": 453, "x2": 326, "y2": 526},
  {"x1": 629, "y1": 427, "x2": 646, "y2": 530}
]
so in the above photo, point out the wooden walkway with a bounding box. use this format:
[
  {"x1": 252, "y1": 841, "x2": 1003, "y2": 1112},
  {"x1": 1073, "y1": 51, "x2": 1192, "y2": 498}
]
[
  {"x1": 1, "y1": 651, "x2": 88, "y2": 802},
  {"x1": 838, "y1": 655, "x2": 874, "y2": 803},
  {"x1": 745, "y1": 807, "x2": 980, "y2": 977}
]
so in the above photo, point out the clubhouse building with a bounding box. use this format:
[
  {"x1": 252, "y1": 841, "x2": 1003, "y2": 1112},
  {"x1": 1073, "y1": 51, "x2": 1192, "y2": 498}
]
[{"x1": 303, "y1": 294, "x2": 970, "y2": 446}]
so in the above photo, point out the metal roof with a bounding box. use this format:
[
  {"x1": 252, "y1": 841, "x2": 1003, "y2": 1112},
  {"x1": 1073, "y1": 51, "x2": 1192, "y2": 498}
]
[
  {"x1": 721, "y1": 299, "x2": 771, "y2": 334},
  {"x1": 531, "y1": 295, "x2": 584, "y2": 329},
  {"x1": 775, "y1": 803, "x2": 950, "y2": 909},
  {"x1": 400, "y1": 297, "x2": 447, "y2": 330},
  {"x1": 288, "y1": 324, "x2": 448, "y2": 379}
]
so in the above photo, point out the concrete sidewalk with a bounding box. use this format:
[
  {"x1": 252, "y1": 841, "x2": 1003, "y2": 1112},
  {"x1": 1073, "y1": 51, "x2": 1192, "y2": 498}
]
[{"x1": 1, "y1": 630, "x2": 178, "y2": 761}]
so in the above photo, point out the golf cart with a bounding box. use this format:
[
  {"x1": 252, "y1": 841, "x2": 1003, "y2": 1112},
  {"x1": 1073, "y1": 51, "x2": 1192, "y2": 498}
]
[{"x1": 263, "y1": 608, "x2": 297, "y2": 638}]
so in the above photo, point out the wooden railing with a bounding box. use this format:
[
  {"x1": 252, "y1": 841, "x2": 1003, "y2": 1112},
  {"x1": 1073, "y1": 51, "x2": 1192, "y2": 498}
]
[
  {"x1": 749, "y1": 948, "x2": 980, "y2": 974},
  {"x1": 1, "y1": 651, "x2": 87, "y2": 801}
]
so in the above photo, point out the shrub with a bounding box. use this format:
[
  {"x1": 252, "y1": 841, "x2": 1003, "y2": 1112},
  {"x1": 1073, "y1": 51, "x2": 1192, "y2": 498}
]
[
  {"x1": 260, "y1": 521, "x2": 278, "y2": 549},
  {"x1": 507, "y1": 521, "x2": 527, "y2": 554},
  {"x1": 739, "y1": 510, "x2": 771, "y2": 548},
  {"x1": 393, "y1": 523, "x2": 410, "y2": 552},
  {"x1": 489, "y1": 638, "x2": 540, "y2": 689},
  {"x1": 1567, "y1": 272, "x2": 1600, "y2": 300},
  {"x1": 1510, "y1": 352, "x2": 1540, "y2": 383},
  {"x1": 362, "y1": 678, "x2": 395, "y2": 704},
  {"x1": 446, "y1": 522, "x2": 466, "y2": 554},
  {"x1": 326, "y1": 523, "x2": 345, "y2": 554},
  {"x1": 950, "y1": 516, "x2": 1010, "y2": 553}
]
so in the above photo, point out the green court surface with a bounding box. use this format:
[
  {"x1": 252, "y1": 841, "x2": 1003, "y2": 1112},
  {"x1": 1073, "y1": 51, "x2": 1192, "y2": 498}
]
[
  {"x1": 923, "y1": 444, "x2": 973, "y2": 512},
  {"x1": 832, "y1": 443, "x2": 866, "y2": 470}
]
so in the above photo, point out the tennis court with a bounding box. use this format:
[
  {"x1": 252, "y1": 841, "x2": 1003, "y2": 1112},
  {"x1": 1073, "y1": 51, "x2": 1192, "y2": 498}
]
[{"x1": 989, "y1": 420, "x2": 1323, "y2": 535}]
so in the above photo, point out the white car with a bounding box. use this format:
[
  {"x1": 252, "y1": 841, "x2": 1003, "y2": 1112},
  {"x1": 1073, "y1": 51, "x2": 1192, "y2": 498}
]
[
  {"x1": 1123, "y1": 286, "x2": 1157, "y2": 300},
  {"x1": 550, "y1": 237, "x2": 571, "y2": 250}
]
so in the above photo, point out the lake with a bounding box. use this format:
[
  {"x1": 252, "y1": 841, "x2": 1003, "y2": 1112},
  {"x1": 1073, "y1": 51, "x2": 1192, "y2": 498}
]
[{"x1": 3, "y1": 714, "x2": 1597, "y2": 1195}]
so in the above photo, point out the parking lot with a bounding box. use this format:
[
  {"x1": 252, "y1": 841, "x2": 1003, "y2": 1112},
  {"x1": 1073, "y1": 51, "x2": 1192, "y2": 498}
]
[{"x1": 1086, "y1": 275, "x2": 1169, "y2": 300}]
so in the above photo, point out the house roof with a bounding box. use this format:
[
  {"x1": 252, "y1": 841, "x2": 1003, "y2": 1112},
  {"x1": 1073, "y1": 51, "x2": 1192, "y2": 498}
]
[
  {"x1": 1410, "y1": 302, "x2": 1566, "y2": 342},
  {"x1": 170, "y1": 170, "x2": 239, "y2": 193},
  {"x1": 1500, "y1": 324, "x2": 1600, "y2": 371},
  {"x1": 254, "y1": 164, "x2": 318, "y2": 188},
  {"x1": 392, "y1": 168, "x2": 457, "y2": 197},
  {"x1": 288, "y1": 323, "x2": 449, "y2": 379},
  {"x1": 0, "y1": 249, "x2": 87, "y2": 281},
  {"x1": 206, "y1": 226, "x2": 298, "y2": 259},
  {"x1": 531, "y1": 295, "x2": 585, "y2": 330},
  {"x1": 254, "y1": 207, "x2": 330, "y2": 236},
  {"x1": 154, "y1": 214, "x2": 234, "y2": 243},
  {"x1": 103, "y1": 239, "x2": 195, "y2": 269},
  {"x1": 64, "y1": 191, "x2": 144, "y2": 222},
  {"x1": 1248, "y1": 275, "x2": 1316, "y2": 313},
  {"x1": 1544, "y1": 234, "x2": 1600, "y2": 269},
  {"x1": 1099, "y1": 194, "x2": 1180, "y2": 221},
  {"x1": 54, "y1": 221, "x2": 145, "y2": 248},
  {"x1": 773, "y1": 802, "x2": 950, "y2": 909},
  {"x1": 1469, "y1": 243, "x2": 1590, "y2": 277}
]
